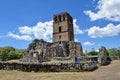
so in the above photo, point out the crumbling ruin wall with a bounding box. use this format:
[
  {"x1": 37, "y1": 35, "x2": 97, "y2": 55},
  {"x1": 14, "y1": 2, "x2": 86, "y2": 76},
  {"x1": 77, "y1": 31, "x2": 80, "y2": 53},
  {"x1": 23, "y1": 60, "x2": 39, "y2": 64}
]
[
  {"x1": 20, "y1": 39, "x2": 83, "y2": 63},
  {"x1": 0, "y1": 61, "x2": 97, "y2": 72},
  {"x1": 98, "y1": 46, "x2": 110, "y2": 65}
]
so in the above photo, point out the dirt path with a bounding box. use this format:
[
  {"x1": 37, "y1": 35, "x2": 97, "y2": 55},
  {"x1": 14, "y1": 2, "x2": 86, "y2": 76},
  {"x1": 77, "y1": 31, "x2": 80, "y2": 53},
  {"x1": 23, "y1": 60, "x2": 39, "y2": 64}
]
[
  {"x1": 0, "y1": 60, "x2": 120, "y2": 80},
  {"x1": 90, "y1": 60, "x2": 120, "y2": 80}
]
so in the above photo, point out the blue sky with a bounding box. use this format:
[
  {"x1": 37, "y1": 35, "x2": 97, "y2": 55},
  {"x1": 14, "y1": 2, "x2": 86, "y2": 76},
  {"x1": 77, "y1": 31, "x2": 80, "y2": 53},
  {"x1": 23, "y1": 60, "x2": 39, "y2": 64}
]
[{"x1": 0, "y1": 0, "x2": 120, "y2": 52}]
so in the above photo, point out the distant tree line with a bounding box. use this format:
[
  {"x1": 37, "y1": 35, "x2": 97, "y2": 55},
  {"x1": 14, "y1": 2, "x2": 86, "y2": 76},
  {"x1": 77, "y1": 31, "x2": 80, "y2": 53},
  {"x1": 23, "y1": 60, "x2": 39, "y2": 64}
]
[
  {"x1": 88, "y1": 51, "x2": 98, "y2": 56},
  {"x1": 108, "y1": 48, "x2": 120, "y2": 58},
  {"x1": 88, "y1": 47, "x2": 120, "y2": 58},
  {"x1": 0, "y1": 46, "x2": 25, "y2": 61}
]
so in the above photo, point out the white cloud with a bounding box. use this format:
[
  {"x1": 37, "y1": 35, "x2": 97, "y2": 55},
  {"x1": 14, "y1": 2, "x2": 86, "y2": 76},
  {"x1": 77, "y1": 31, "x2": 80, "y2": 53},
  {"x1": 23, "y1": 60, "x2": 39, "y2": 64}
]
[
  {"x1": 88, "y1": 23, "x2": 120, "y2": 38},
  {"x1": 8, "y1": 19, "x2": 83, "y2": 41},
  {"x1": 73, "y1": 19, "x2": 84, "y2": 34},
  {"x1": 32, "y1": 21, "x2": 53, "y2": 42},
  {"x1": 83, "y1": 41, "x2": 94, "y2": 46},
  {"x1": 19, "y1": 26, "x2": 32, "y2": 35},
  {"x1": 11, "y1": 20, "x2": 53, "y2": 42},
  {"x1": 8, "y1": 32, "x2": 32, "y2": 41},
  {"x1": 84, "y1": 0, "x2": 120, "y2": 21}
]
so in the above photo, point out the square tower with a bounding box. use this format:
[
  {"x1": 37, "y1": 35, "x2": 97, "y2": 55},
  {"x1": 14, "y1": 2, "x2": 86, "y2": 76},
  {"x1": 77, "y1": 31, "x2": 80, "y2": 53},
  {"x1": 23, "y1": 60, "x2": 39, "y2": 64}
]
[{"x1": 53, "y1": 12, "x2": 74, "y2": 42}]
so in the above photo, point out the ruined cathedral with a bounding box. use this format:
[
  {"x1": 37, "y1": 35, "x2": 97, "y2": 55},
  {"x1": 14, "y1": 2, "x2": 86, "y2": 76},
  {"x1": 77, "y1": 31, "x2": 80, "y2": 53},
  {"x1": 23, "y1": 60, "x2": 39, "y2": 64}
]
[{"x1": 21, "y1": 12, "x2": 83, "y2": 63}]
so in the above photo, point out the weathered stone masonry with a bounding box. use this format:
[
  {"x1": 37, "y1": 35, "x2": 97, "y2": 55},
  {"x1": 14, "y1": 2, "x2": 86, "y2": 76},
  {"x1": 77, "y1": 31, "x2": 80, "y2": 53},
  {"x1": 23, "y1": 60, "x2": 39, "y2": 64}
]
[
  {"x1": 20, "y1": 39, "x2": 83, "y2": 63},
  {"x1": 53, "y1": 12, "x2": 74, "y2": 42},
  {"x1": 0, "y1": 62, "x2": 97, "y2": 72}
]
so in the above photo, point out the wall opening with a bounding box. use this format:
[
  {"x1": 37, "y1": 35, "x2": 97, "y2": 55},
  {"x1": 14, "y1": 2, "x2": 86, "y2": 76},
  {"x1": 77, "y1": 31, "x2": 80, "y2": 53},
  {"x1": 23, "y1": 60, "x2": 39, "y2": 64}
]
[
  {"x1": 59, "y1": 15, "x2": 61, "y2": 21},
  {"x1": 63, "y1": 14, "x2": 65, "y2": 21},
  {"x1": 59, "y1": 26, "x2": 61, "y2": 32},
  {"x1": 54, "y1": 16, "x2": 57, "y2": 22}
]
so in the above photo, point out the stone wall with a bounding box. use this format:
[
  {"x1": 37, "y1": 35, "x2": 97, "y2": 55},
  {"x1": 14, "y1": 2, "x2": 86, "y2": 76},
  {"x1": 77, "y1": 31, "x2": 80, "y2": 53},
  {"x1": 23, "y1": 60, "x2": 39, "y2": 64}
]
[
  {"x1": 20, "y1": 39, "x2": 83, "y2": 63},
  {"x1": 0, "y1": 61, "x2": 97, "y2": 72}
]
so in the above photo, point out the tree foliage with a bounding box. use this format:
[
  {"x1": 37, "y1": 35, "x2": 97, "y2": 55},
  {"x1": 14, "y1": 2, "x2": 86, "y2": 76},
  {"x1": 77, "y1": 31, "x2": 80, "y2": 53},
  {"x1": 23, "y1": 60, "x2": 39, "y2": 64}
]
[
  {"x1": 88, "y1": 51, "x2": 98, "y2": 56},
  {"x1": 0, "y1": 46, "x2": 25, "y2": 61},
  {"x1": 88, "y1": 49, "x2": 109, "y2": 56},
  {"x1": 108, "y1": 48, "x2": 120, "y2": 57}
]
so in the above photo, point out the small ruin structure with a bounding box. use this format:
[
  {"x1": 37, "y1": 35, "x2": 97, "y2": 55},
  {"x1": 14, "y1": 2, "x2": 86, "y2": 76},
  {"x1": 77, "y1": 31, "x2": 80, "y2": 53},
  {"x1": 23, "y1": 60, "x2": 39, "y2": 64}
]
[{"x1": 98, "y1": 46, "x2": 110, "y2": 65}]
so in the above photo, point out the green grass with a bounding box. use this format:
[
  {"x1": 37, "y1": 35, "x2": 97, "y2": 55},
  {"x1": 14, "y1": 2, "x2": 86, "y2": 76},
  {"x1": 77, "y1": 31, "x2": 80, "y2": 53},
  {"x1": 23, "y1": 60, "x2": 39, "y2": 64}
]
[
  {"x1": 82, "y1": 58, "x2": 87, "y2": 62},
  {"x1": 7, "y1": 59, "x2": 19, "y2": 62}
]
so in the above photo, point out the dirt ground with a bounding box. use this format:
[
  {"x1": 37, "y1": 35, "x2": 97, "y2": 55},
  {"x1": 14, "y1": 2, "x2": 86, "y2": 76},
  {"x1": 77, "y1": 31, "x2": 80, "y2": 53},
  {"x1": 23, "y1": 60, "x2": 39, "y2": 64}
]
[{"x1": 0, "y1": 60, "x2": 120, "y2": 80}]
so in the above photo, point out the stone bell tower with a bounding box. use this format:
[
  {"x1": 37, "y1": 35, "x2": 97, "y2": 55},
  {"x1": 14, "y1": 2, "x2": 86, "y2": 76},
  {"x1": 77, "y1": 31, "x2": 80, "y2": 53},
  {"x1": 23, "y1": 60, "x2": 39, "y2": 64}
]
[{"x1": 53, "y1": 12, "x2": 74, "y2": 42}]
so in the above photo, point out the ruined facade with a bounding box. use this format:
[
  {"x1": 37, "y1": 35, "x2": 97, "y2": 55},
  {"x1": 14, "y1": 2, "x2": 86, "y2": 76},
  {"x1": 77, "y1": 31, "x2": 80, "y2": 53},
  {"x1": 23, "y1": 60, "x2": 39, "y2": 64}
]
[
  {"x1": 21, "y1": 39, "x2": 83, "y2": 62},
  {"x1": 20, "y1": 12, "x2": 83, "y2": 63}
]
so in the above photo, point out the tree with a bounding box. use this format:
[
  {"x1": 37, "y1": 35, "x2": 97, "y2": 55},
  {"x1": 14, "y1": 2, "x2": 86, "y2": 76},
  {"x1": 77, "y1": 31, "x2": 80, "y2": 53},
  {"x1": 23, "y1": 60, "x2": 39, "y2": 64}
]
[
  {"x1": 88, "y1": 51, "x2": 98, "y2": 56},
  {"x1": 0, "y1": 46, "x2": 15, "y2": 61},
  {"x1": 15, "y1": 49, "x2": 25, "y2": 59},
  {"x1": 1, "y1": 50, "x2": 8, "y2": 61},
  {"x1": 7, "y1": 51, "x2": 17, "y2": 60},
  {"x1": 0, "y1": 46, "x2": 25, "y2": 61},
  {"x1": 108, "y1": 48, "x2": 120, "y2": 57}
]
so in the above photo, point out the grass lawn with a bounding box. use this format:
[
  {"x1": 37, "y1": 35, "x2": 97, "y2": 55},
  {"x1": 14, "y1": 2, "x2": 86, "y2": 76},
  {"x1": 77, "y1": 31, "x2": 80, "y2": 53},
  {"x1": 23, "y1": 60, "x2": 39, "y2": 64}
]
[{"x1": 7, "y1": 59, "x2": 19, "y2": 62}]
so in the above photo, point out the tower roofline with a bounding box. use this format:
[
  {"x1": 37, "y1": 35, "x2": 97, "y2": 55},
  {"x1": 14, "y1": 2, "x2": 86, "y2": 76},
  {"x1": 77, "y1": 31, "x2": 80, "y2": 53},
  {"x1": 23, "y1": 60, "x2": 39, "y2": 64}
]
[{"x1": 54, "y1": 12, "x2": 72, "y2": 17}]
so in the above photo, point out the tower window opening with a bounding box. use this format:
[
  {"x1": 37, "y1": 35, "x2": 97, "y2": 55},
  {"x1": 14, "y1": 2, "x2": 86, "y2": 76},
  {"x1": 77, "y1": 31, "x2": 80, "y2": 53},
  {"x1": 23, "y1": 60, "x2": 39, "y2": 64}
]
[
  {"x1": 59, "y1": 26, "x2": 61, "y2": 32},
  {"x1": 54, "y1": 16, "x2": 57, "y2": 22},
  {"x1": 59, "y1": 15, "x2": 61, "y2": 21},
  {"x1": 63, "y1": 14, "x2": 65, "y2": 21}
]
